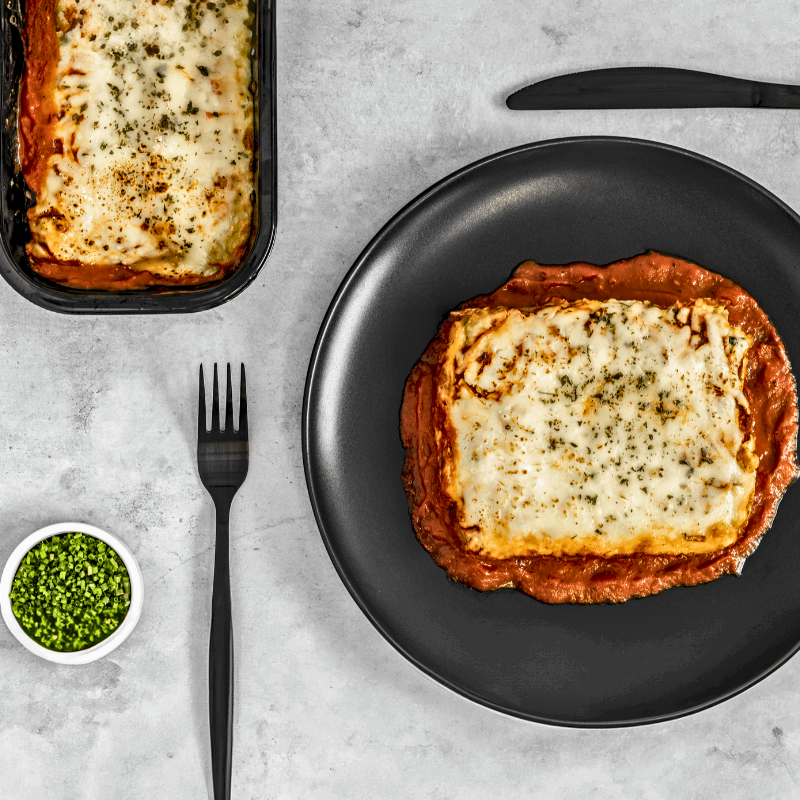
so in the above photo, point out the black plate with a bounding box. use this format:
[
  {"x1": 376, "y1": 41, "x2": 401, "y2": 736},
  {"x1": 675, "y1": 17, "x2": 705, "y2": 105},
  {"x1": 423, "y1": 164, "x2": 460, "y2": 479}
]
[
  {"x1": 302, "y1": 137, "x2": 800, "y2": 726},
  {"x1": 0, "y1": 0, "x2": 276, "y2": 314}
]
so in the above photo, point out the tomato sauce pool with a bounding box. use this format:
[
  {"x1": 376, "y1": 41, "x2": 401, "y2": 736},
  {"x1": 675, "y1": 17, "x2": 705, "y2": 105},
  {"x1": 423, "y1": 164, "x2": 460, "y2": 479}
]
[{"x1": 400, "y1": 252, "x2": 799, "y2": 603}]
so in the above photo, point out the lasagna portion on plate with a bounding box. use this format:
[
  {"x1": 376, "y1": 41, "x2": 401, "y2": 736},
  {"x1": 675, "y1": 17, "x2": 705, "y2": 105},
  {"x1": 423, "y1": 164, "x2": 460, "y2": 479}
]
[
  {"x1": 443, "y1": 298, "x2": 758, "y2": 559},
  {"x1": 18, "y1": 0, "x2": 255, "y2": 289},
  {"x1": 400, "y1": 252, "x2": 798, "y2": 603}
]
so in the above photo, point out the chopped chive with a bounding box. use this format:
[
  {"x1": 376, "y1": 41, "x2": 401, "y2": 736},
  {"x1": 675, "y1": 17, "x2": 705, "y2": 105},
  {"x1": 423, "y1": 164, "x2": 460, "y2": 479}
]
[{"x1": 8, "y1": 533, "x2": 131, "y2": 652}]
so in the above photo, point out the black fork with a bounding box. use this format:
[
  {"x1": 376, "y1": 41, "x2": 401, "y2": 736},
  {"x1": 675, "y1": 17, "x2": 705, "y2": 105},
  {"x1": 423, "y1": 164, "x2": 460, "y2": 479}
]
[{"x1": 197, "y1": 364, "x2": 249, "y2": 800}]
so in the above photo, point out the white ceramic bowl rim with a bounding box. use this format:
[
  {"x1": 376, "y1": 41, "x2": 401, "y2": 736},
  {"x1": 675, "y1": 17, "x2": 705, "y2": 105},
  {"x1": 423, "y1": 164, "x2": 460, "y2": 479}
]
[{"x1": 0, "y1": 522, "x2": 144, "y2": 665}]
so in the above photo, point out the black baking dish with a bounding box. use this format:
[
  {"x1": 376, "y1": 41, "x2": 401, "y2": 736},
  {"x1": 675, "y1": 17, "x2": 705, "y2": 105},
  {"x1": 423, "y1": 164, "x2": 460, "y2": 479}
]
[{"x1": 0, "y1": 0, "x2": 276, "y2": 314}]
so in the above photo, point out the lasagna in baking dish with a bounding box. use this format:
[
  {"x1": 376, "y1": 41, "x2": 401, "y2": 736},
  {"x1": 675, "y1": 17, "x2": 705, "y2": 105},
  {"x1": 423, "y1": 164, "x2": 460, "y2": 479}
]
[
  {"x1": 18, "y1": 0, "x2": 255, "y2": 289},
  {"x1": 400, "y1": 252, "x2": 798, "y2": 603}
]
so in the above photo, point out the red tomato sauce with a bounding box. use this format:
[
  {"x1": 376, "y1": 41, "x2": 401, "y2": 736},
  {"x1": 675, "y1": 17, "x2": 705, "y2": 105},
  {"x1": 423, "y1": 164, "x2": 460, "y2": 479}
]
[
  {"x1": 17, "y1": 0, "x2": 58, "y2": 196},
  {"x1": 400, "y1": 252, "x2": 799, "y2": 603},
  {"x1": 30, "y1": 260, "x2": 225, "y2": 290}
]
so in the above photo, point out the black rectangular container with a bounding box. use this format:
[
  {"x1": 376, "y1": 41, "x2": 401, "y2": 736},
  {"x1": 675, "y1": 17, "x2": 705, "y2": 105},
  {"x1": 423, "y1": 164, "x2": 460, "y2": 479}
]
[{"x1": 0, "y1": 0, "x2": 276, "y2": 314}]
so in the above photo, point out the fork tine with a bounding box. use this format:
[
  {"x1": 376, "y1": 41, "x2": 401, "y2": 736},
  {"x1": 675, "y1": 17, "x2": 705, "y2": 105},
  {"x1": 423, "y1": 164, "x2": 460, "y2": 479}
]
[
  {"x1": 211, "y1": 363, "x2": 220, "y2": 432},
  {"x1": 225, "y1": 363, "x2": 233, "y2": 432},
  {"x1": 198, "y1": 364, "x2": 207, "y2": 436},
  {"x1": 239, "y1": 364, "x2": 248, "y2": 436}
]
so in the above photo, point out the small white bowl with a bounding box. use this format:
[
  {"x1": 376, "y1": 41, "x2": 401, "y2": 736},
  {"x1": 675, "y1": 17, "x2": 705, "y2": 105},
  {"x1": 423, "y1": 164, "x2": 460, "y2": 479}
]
[{"x1": 0, "y1": 522, "x2": 143, "y2": 664}]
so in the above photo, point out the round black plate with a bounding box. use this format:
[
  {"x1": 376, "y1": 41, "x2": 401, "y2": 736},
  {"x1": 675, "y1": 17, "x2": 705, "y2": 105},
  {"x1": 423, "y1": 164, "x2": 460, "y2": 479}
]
[{"x1": 302, "y1": 137, "x2": 800, "y2": 726}]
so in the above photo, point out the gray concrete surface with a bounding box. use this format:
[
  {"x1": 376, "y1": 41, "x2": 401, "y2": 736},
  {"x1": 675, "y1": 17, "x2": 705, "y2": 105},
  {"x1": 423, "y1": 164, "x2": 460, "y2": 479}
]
[{"x1": 3, "y1": 0, "x2": 800, "y2": 797}]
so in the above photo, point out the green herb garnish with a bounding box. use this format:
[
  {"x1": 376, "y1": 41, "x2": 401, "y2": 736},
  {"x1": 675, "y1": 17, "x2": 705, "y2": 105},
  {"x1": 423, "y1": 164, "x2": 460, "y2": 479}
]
[{"x1": 9, "y1": 533, "x2": 131, "y2": 652}]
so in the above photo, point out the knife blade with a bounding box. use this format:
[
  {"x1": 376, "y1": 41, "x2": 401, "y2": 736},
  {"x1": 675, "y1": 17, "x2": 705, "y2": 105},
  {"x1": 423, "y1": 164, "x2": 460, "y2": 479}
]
[{"x1": 506, "y1": 67, "x2": 800, "y2": 110}]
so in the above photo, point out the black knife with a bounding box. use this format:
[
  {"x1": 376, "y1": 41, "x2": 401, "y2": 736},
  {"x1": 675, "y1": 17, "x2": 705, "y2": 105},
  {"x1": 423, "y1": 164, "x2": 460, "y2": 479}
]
[{"x1": 506, "y1": 67, "x2": 800, "y2": 110}]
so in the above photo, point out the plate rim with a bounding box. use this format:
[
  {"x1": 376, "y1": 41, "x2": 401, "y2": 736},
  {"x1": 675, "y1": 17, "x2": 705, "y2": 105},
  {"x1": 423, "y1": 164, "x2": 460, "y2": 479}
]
[{"x1": 302, "y1": 134, "x2": 800, "y2": 727}]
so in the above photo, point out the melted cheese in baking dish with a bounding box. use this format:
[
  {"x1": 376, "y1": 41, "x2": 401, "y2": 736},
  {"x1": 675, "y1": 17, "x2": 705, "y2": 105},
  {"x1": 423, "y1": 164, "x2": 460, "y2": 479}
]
[
  {"x1": 440, "y1": 299, "x2": 758, "y2": 557},
  {"x1": 27, "y1": 0, "x2": 253, "y2": 277}
]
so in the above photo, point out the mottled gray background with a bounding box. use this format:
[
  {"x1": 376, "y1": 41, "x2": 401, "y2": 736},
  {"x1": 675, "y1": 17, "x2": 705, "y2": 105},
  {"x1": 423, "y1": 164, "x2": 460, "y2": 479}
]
[{"x1": 3, "y1": 0, "x2": 800, "y2": 797}]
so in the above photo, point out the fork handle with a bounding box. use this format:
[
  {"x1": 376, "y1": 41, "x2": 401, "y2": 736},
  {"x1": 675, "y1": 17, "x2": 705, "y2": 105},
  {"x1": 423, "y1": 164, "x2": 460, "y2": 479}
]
[{"x1": 209, "y1": 490, "x2": 235, "y2": 800}]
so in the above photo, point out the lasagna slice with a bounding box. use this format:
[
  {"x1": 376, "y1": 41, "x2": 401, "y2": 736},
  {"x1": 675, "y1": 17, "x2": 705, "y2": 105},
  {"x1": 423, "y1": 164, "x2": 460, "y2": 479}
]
[
  {"x1": 437, "y1": 299, "x2": 758, "y2": 559},
  {"x1": 19, "y1": 0, "x2": 254, "y2": 286}
]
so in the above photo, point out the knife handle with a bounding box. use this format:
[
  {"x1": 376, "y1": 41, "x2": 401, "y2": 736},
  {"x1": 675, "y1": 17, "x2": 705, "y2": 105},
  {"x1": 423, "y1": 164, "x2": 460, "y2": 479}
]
[{"x1": 758, "y1": 81, "x2": 800, "y2": 108}]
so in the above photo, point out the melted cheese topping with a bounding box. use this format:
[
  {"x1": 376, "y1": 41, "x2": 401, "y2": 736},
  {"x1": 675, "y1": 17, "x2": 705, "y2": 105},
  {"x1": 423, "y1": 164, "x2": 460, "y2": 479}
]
[
  {"x1": 440, "y1": 300, "x2": 758, "y2": 557},
  {"x1": 26, "y1": 0, "x2": 253, "y2": 276}
]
